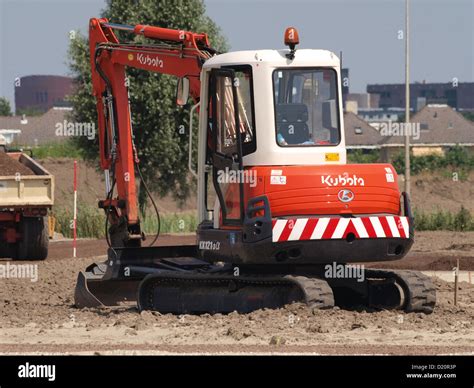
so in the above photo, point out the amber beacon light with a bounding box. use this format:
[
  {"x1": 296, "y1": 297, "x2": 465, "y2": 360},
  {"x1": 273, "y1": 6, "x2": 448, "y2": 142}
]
[{"x1": 284, "y1": 27, "x2": 299, "y2": 59}]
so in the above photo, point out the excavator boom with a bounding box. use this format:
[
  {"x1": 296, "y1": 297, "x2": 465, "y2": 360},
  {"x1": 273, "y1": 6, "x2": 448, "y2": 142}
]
[{"x1": 88, "y1": 18, "x2": 212, "y2": 236}]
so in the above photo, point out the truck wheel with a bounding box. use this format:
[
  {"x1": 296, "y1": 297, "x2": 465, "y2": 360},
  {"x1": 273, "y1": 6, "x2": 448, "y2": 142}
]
[{"x1": 17, "y1": 216, "x2": 49, "y2": 260}]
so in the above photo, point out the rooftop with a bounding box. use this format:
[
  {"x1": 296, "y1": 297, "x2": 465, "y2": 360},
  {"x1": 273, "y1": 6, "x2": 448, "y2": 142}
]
[{"x1": 0, "y1": 107, "x2": 73, "y2": 146}]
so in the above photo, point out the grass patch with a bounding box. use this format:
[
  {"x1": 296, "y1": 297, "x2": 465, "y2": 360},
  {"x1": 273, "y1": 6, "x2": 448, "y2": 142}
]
[
  {"x1": 142, "y1": 212, "x2": 198, "y2": 234},
  {"x1": 392, "y1": 146, "x2": 474, "y2": 175},
  {"x1": 414, "y1": 206, "x2": 473, "y2": 231},
  {"x1": 20, "y1": 140, "x2": 83, "y2": 159},
  {"x1": 53, "y1": 204, "x2": 197, "y2": 238},
  {"x1": 347, "y1": 149, "x2": 380, "y2": 164}
]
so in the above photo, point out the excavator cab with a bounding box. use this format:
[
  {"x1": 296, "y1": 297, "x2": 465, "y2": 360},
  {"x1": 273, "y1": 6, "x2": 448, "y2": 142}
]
[
  {"x1": 194, "y1": 49, "x2": 415, "y2": 267},
  {"x1": 75, "y1": 20, "x2": 435, "y2": 314}
]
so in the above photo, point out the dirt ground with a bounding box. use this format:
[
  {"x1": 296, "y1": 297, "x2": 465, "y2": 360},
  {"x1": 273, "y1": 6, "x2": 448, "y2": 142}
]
[
  {"x1": 409, "y1": 171, "x2": 474, "y2": 213},
  {"x1": 0, "y1": 152, "x2": 34, "y2": 175},
  {"x1": 0, "y1": 232, "x2": 472, "y2": 355}
]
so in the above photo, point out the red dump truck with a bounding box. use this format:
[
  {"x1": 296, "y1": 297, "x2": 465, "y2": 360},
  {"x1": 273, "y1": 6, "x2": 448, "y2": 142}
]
[{"x1": 0, "y1": 149, "x2": 54, "y2": 260}]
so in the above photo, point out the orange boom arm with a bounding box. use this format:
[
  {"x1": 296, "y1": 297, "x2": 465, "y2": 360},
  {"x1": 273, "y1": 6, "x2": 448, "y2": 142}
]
[{"x1": 88, "y1": 18, "x2": 214, "y2": 244}]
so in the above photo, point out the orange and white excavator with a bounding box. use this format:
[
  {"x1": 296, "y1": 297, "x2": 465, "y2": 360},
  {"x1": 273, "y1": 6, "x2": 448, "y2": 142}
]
[{"x1": 75, "y1": 18, "x2": 436, "y2": 314}]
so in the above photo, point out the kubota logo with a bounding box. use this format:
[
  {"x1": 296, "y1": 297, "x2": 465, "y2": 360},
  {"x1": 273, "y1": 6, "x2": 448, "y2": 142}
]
[
  {"x1": 338, "y1": 189, "x2": 354, "y2": 203},
  {"x1": 321, "y1": 174, "x2": 365, "y2": 186},
  {"x1": 136, "y1": 53, "x2": 164, "y2": 68}
]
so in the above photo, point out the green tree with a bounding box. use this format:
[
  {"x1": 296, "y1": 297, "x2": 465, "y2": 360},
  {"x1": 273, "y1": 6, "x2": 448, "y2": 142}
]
[
  {"x1": 67, "y1": 0, "x2": 228, "y2": 209},
  {"x1": 16, "y1": 107, "x2": 44, "y2": 116},
  {"x1": 454, "y1": 206, "x2": 472, "y2": 231},
  {"x1": 347, "y1": 149, "x2": 380, "y2": 164},
  {"x1": 0, "y1": 97, "x2": 12, "y2": 116},
  {"x1": 461, "y1": 111, "x2": 474, "y2": 122}
]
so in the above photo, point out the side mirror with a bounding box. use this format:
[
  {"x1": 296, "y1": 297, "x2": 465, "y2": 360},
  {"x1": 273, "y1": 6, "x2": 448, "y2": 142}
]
[{"x1": 176, "y1": 77, "x2": 190, "y2": 106}]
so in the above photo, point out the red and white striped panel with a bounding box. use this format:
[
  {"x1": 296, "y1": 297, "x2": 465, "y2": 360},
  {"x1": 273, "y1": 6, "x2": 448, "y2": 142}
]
[{"x1": 272, "y1": 216, "x2": 410, "y2": 242}]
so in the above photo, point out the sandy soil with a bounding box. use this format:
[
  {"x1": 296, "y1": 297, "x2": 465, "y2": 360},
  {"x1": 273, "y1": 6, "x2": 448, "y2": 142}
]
[
  {"x1": 0, "y1": 152, "x2": 34, "y2": 175},
  {"x1": 409, "y1": 171, "x2": 474, "y2": 213},
  {"x1": 0, "y1": 233, "x2": 472, "y2": 355}
]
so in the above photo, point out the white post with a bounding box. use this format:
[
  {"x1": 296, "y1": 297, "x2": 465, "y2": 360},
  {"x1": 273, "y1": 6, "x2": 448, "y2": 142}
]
[
  {"x1": 454, "y1": 258, "x2": 459, "y2": 305},
  {"x1": 73, "y1": 160, "x2": 77, "y2": 258},
  {"x1": 404, "y1": 0, "x2": 411, "y2": 196}
]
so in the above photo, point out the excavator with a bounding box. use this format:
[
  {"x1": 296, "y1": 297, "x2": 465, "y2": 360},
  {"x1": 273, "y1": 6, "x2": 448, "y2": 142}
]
[{"x1": 75, "y1": 18, "x2": 436, "y2": 314}]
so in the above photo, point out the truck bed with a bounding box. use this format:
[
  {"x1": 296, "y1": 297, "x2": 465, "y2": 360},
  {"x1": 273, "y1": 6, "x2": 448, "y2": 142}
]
[{"x1": 0, "y1": 152, "x2": 54, "y2": 208}]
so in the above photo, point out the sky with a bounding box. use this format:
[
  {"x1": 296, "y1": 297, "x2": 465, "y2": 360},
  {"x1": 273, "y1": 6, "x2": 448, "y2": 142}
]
[{"x1": 0, "y1": 0, "x2": 472, "y2": 110}]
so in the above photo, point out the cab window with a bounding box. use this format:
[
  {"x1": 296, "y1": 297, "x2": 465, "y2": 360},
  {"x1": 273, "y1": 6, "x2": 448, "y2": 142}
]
[{"x1": 273, "y1": 68, "x2": 340, "y2": 146}]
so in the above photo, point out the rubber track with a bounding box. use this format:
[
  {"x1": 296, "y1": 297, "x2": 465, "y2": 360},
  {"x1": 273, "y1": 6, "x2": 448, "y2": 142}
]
[
  {"x1": 139, "y1": 273, "x2": 295, "y2": 313},
  {"x1": 285, "y1": 276, "x2": 335, "y2": 309},
  {"x1": 366, "y1": 269, "x2": 436, "y2": 314},
  {"x1": 138, "y1": 272, "x2": 335, "y2": 313}
]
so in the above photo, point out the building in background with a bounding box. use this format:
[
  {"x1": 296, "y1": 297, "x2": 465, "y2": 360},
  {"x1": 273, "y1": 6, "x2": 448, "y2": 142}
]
[
  {"x1": 0, "y1": 107, "x2": 72, "y2": 146},
  {"x1": 344, "y1": 111, "x2": 382, "y2": 150},
  {"x1": 341, "y1": 68, "x2": 380, "y2": 112},
  {"x1": 345, "y1": 93, "x2": 380, "y2": 110},
  {"x1": 367, "y1": 82, "x2": 474, "y2": 112},
  {"x1": 15, "y1": 75, "x2": 73, "y2": 114},
  {"x1": 0, "y1": 129, "x2": 21, "y2": 145},
  {"x1": 357, "y1": 107, "x2": 409, "y2": 128},
  {"x1": 380, "y1": 104, "x2": 474, "y2": 159},
  {"x1": 345, "y1": 105, "x2": 474, "y2": 161}
]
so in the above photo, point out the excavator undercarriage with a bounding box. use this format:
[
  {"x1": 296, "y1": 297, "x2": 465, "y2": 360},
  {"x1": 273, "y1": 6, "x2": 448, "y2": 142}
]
[{"x1": 75, "y1": 245, "x2": 436, "y2": 314}]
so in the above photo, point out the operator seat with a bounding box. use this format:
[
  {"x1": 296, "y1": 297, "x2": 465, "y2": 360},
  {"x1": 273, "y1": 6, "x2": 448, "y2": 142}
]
[{"x1": 275, "y1": 103, "x2": 310, "y2": 144}]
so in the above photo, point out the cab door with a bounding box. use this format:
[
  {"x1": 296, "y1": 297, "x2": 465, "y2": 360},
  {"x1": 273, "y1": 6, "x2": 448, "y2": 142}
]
[{"x1": 208, "y1": 68, "x2": 244, "y2": 226}]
